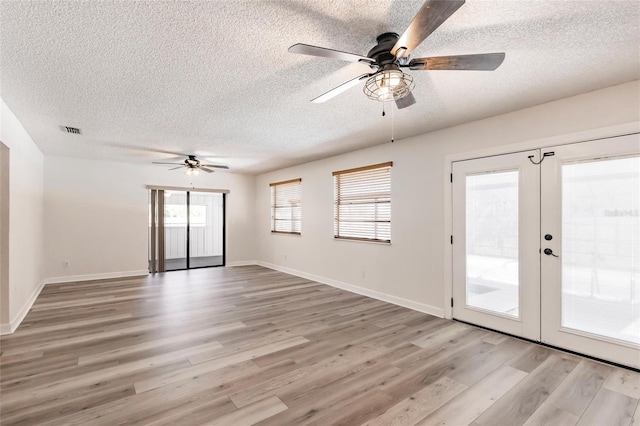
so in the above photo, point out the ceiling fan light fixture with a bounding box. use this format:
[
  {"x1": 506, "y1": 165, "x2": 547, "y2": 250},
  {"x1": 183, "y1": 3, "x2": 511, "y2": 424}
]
[
  {"x1": 185, "y1": 167, "x2": 200, "y2": 176},
  {"x1": 363, "y1": 68, "x2": 414, "y2": 102}
]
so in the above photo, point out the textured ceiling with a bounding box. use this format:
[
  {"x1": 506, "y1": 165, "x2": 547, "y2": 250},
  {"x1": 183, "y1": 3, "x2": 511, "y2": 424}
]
[{"x1": 1, "y1": 1, "x2": 639, "y2": 174}]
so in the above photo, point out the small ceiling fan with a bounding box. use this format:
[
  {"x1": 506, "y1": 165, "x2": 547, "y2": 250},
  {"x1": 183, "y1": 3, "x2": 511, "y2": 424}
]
[
  {"x1": 289, "y1": 0, "x2": 505, "y2": 109},
  {"x1": 152, "y1": 155, "x2": 229, "y2": 175}
]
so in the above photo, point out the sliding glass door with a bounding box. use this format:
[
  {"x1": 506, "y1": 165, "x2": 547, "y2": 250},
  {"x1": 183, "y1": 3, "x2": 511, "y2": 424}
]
[
  {"x1": 149, "y1": 190, "x2": 225, "y2": 272},
  {"x1": 189, "y1": 192, "x2": 224, "y2": 268}
]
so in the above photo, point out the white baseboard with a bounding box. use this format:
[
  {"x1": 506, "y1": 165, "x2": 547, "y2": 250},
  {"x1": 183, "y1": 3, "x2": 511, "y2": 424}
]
[
  {"x1": 0, "y1": 279, "x2": 46, "y2": 335},
  {"x1": 226, "y1": 260, "x2": 258, "y2": 267},
  {"x1": 256, "y1": 261, "x2": 444, "y2": 318},
  {"x1": 44, "y1": 270, "x2": 149, "y2": 285}
]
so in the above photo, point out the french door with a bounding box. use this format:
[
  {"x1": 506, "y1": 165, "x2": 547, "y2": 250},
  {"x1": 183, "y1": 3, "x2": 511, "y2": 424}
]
[
  {"x1": 149, "y1": 190, "x2": 225, "y2": 272},
  {"x1": 452, "y1": 134, "x2": 640, "y2": 368}
]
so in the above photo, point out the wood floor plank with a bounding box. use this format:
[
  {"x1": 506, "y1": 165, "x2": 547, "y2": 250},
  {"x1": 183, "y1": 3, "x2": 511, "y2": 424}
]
[
  {"x1": 229, "y1": 342, "x2": 392, "y2": 408},
  {"x1": 1, "y1": 265, "x2": 636, "y2": 426},
  {"x1": 1, "y1": 341, "x2": 224, "y2": 409},
  {"x1": 523, "y1": 405, "x2": 580, "y2": 426},
  {"x1": 0, "y1": 383, "x2": 137, "y2": 425},
  {"x1": 256, "y1": 364, "x2": 403, "y2": 425},
  {"x1": 362, "y1": 376, "x2": 468, "y2": 426},
  {"x1": 539, "y1": 359, "x2": 611, "y2": 417},
  {"x1": 3, "y1": 360, "x2": 192, "y2": 422},
  {"x1": 472, "y1": 353, "x2": 580, "y2": 426},
  {"x1": 142, "y1": 394, "x2": 238, "y2": 426},
  {"x1": 308, "y1": 390, "x2": 394, "y2": 426},
  {"x1": 134, "y1": 336, "x2": 309, "y2": 393},
  {"x1": 446, "y1": 336, "x2": 529, "y2": 386},
  {"x1": 507, "y1": 344, "x2": 553, "y2": 373},
  {"x1": 77, "y1": 322, "x2": 243, "y2": 366},
  {"x1": 577, "y1": 387, "x2": 638, "y2": 426},
  {"x1": 208, "y1": 395, "x2": 288, "y2": 426},
  {"x1": 0, "y1": 350, "x2": 44, "y2": 366},
  {"x1": 0, "y1": 314, "x2": 133, "y2": 340},
  {"x1": 604, "y1": 368, "x2": 640, "y2": 399},
  {"x1": 417, "y1": 365, "x2": 528, "y2": 425},
  {"x1": 631, "y1": 400, "x2": 640, "y2": 426},
  {"x1": 40, "y1": 360, "x2": 259, "y2": 426}
]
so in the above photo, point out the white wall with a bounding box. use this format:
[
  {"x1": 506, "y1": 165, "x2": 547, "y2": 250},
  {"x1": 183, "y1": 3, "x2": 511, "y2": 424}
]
[
  {"x1": 44, "y1": 157, "x2": 255, "y2": 281},
  {"x1": 0, "y1": 99, "x2": 45, "y2": 332},
  {"x1": 255, "y1": 81, "x2": 640, "y2": 316}
]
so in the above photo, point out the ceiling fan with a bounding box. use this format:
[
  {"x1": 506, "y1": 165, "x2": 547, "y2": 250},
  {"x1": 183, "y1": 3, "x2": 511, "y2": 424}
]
[
  {"x1": 152, "y1": 155, "x2": 229, "y2": 175},
  {"x1": 288, "y1": 0, "x2": 505, "y2": 109}
]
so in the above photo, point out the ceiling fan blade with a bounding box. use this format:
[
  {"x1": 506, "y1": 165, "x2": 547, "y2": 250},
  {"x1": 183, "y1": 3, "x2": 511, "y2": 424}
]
[
  {"x1": 289, "y1": 43, "x2": 374, "y2": 65},
  {"x1": 199, "y1": 167, "x2": 215, "y2": 173},
  {"x1": 395, "y1": 92, "x2": 417, "y2": 109},
  {"x1": 159, "y1": 155, "x2": 190, "y2": 162},
  {"x1": 408, "y1": 53, "x2": 505, "y2": 70},
  {"x1": 200, "y1": 164, "x2": 229, "y2": 170},
  {"x1": 311, "y1": 74, "x2": 372, "y2": 103},
  {"x1": 392, "y1": 0, "x2": 465, "y2": 58},
  {"x1": 169, "y1": 166, "x2": 184, "y2": 170},
  {"x1": 152, "y1": 161, "x2": 184, "y2": 165}
]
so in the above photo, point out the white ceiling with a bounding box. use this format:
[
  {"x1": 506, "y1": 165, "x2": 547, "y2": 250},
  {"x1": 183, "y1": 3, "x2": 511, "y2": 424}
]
[{"x1": 1, "y1": 1, "x2": 638, "y2": 174}]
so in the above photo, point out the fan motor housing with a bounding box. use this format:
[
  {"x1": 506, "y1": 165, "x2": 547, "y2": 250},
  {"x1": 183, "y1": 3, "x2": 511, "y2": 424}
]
[
  {"x1": 186, "y1": 156, "x2": 200, "y2": 166},
  {"x1": 367, "y1": 32, "x2": 400, "y2": 66}
]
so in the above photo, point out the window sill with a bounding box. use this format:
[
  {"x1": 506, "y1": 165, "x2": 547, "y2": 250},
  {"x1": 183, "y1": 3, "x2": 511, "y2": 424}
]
[
  {"x1": 271, "y1": 231, "x2": 302, "y2": 236},
  {"x1": 333, "y1": 237, "x2": 391, "y2": 245}
]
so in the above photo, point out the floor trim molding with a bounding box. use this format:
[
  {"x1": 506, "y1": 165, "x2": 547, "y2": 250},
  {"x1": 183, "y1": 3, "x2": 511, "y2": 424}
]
[
  {"x1": 226, "y1": 260, "x2": 259, "y2": 267},
  {"x1": 44, "y1": 270, "x2": 149, "y2": 285},
  {"x1": 256, "y1": 261, "x2": 444, "y2": 318},
  {"x1": 0, "y1": 279, "x2": 46, "y2": 335}
]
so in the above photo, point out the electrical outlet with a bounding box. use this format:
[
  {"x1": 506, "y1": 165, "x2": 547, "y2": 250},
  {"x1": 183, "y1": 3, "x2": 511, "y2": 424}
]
[
  {"x1": 63, "y1": 261, "x2": 69, "y2": 268},
  {"x1": 284, "y1": 253, "x2": 287, "y2": 261},
  {"x1": 361, "y1": 271, "x2": 366, "y2": 278}
]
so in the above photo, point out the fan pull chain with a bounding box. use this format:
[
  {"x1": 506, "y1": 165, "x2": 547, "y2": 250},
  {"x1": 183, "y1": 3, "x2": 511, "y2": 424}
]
[
  {"x1": 391, "y1": 101, "x2": 394, "y2": 143},
  {"x1": 382, "y1": 103, "x2": 386, "y2": 117}
]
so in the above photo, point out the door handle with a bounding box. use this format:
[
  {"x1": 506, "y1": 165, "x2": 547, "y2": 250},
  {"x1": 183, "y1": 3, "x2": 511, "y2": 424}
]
[{"x1": 543, "y1": 248, "x2": 559, "y2": 257}]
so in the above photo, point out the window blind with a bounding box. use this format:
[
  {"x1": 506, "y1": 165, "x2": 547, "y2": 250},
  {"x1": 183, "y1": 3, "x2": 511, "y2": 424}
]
[
  {"x1": 270, "y1": 178, "x2": 302, "y2": 234},
  {"x1": 333, "y1": 162, "x2": 392, "y2": 243}
]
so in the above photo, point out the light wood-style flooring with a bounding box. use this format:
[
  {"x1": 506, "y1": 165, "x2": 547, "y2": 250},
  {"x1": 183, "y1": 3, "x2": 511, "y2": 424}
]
[{"x1": 1, "y1": 265, "x2": 638, "y2": 425}]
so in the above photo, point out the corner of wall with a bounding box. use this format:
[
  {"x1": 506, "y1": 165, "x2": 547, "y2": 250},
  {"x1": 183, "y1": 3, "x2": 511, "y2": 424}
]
[
  {"x1": 1, "y1": 97, "x2": 46, "y2": 334},
  {"x1": 0, "y1": 278, "x2": 45, "y2": 335}
]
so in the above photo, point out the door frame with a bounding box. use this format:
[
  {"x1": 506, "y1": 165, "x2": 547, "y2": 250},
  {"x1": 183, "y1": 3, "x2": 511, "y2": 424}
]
[
  {"x1": 443, "y1": 122, "x2": 639, "y2": 320},
  {"x1": 147, "y1": 185, "x2": 229, "y2": 272}
]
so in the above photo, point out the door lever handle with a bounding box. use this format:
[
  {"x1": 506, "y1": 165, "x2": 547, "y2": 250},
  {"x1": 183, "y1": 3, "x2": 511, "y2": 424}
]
[{"x1": 543, "y1": 248, "x2": 559, "y2": 257}]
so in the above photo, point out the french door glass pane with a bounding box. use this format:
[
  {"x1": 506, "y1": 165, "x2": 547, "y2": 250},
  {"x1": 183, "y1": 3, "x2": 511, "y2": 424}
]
[
  {"x1": 562, "y1": 156, "x2": 640, "y2": 345},
  {"x1": 466, "y1": 171, "x2": 519, "y2": 317}
]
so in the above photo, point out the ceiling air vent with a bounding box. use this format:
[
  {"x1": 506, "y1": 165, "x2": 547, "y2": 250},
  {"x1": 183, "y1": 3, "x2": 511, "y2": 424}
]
[{"x1": 62, "y1": 126, "x2": 81, "y2": 135}]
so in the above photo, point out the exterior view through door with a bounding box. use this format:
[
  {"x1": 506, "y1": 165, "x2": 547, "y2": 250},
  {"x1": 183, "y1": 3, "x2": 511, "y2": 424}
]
[
  {"x1": 452, "y1": 134, "x2": 639, "y2": 369},
  {"x1": 149, "y1": 189, "x2": 225, "y2": 272}
]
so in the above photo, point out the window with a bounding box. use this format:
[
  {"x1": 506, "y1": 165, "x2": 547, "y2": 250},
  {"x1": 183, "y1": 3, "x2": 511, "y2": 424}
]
[
  {"x1": 270, "y1": 178, "x2": 302, "y2": 234},
  {"x1": 333, "y1": 162, "x2": 392, "y2": 243}
]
